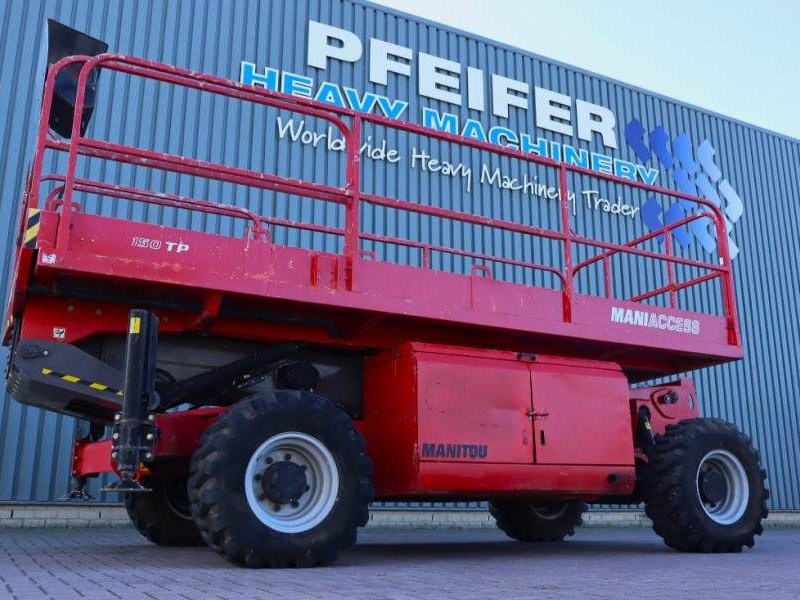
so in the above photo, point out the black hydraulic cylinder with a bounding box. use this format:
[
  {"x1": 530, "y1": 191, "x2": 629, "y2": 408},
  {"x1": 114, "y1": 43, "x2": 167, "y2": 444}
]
[
  {"x1": 158, "y1": 342, "x2": 300, "y2": 410},
  {"x1": 103, "y1": 309, "x2": 159, "y2": 492}
]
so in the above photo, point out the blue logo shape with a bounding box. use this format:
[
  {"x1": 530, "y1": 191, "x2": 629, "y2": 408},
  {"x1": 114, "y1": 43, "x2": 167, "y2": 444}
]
[{"x1": 624, "y1": 119, "x2": 743, "y2": 258}]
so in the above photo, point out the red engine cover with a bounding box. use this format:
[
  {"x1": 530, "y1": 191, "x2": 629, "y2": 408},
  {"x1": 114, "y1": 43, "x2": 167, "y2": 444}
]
[{"x1": 363, "y1": 343, "x2": 635, "y2": 499}]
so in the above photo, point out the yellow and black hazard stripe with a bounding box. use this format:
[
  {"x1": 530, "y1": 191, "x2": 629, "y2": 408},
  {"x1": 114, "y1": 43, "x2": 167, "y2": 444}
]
[
  {"x1": 40, "y1": 367, "x2": 124, "y2": 397},
  {"x1": 24, "y1": 208, "x2": 41, "y2": 248}
]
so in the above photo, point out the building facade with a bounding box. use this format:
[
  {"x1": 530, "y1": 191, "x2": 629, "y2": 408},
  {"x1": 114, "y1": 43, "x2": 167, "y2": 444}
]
[{"x1": 1, "y1": 0, "x2": 798, "y2": 508}]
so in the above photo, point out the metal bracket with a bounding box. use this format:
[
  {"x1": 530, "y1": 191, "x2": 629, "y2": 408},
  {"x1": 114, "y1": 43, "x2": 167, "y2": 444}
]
[{"x1": 60, "y1": 475, "x2": 95, "y2": 501}]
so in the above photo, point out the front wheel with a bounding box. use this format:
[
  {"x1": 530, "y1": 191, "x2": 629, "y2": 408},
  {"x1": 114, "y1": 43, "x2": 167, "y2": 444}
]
[
  {"x1": 188, "y1": 391, "x2": 374, "y2": 568},
  {"x1": 641, "y1": 418, "x2": 768, "y2": 552},
  {"x1": 490, "y1": 500, "x2": 586, "y2": 542}
]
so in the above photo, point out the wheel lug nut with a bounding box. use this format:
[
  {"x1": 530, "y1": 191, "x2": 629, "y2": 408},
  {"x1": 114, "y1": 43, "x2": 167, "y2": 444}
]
[
  {"x1": 284, "y1": 453, "x2": 291, "y2": 461},
  {"x1": 265, "y1": 457, "x2": 273, "y2": 464},
  {"x1": 290, "y1": 501, "x2": 299, "y2": 508},
  {"x1": 257, "y1": 494, "x2": 265, "y2": 501},
  {"x1": 304, "y1": 484, "x2": 310, "y2": 492},
  {"x1": 273, "y1": 504, "x2": 282, "y2": 512},
  {"x1": 254, "y1": 474, "x2": 262, "y2": 481}
]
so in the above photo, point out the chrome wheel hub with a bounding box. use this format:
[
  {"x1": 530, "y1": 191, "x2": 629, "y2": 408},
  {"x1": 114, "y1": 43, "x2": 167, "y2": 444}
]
[
  {"x1": 244, "y1": 432, "x2": 339, "y2": 534},
  {"x1": 695, "y1": 449, "x2": 749, "y2": 525}
]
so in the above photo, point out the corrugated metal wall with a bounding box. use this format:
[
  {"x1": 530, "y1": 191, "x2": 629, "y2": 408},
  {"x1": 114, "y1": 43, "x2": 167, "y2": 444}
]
[{"x1": 1, "y1": 0, "x2": 798, "y2": 508}]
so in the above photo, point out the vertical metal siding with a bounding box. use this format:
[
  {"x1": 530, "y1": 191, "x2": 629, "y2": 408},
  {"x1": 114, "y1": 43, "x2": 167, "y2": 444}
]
[{"x1": 0, "y1": 0, "x2": 798, "y2": 508}]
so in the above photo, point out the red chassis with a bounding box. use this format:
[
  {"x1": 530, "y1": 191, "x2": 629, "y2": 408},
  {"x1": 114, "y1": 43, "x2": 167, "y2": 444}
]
[{"x1": 71, "y1": 346, "x2": 699, "y2": 499}]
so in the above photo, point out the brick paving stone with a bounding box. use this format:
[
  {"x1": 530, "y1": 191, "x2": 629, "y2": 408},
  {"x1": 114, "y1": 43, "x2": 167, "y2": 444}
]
[{"x1": 0, "y1": 527, "x2": 798, "y2": 599}]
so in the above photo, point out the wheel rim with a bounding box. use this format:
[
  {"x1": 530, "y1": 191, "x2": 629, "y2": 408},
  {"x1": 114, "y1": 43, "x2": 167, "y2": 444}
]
[
  {"x1": 529, "y1": 504, "x2": 569, "y2": 520},
  {"x1": 244, "y1": 432, "x2": 339, "y2": 534},
  {"x1": 695, "y1": 449, "x2": 749, "y2": 525}
]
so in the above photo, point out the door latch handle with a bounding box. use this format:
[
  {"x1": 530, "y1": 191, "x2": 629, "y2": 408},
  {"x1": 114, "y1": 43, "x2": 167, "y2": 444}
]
[{"x1": 527, "y1": 409, "x2": 549, "y2": 420}]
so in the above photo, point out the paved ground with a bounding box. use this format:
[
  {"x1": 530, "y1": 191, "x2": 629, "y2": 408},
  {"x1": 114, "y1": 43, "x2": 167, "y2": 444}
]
[{"x1": 0, "y1": 527, "x2": 798, "y2": 599}]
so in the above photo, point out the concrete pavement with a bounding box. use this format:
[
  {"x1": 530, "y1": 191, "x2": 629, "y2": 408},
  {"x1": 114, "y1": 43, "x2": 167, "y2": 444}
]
[{"x1": 0, "y1": 527, "x2": 798, "y2": 599}]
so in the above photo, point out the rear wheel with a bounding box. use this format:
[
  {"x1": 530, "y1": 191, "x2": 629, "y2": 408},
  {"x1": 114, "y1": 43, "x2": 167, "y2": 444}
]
[
  {"x1": 125, "y1": 476, "x2": 204, "y2": 546},
  {"x1": 490, "y1": 500, "x2": 586, "y2": 542},
  {"x1": 641, "y1": 418, "x2": 768, "y2": 552},
  {"x1": 188, "y1": 391, "x2": 373, "y2": 568}
]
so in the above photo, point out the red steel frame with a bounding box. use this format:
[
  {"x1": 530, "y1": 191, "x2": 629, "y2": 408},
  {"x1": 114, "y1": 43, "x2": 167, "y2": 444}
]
[{"x1": 7, "y1": 53, "x2": 742, "y2": 378}]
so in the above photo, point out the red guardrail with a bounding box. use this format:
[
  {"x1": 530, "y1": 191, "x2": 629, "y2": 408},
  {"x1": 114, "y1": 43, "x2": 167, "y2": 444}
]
[{"x1": 26, "y1": 53, "x2": 740, "y2": 345}]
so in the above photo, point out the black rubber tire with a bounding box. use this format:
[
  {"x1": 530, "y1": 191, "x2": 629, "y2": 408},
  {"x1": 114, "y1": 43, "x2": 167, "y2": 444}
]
[
  {"x1": 641, "y1": 417, "x2": 768, "y2": 552},
  {"x1": 489, "y1": 500, "x2": 586, "y2": 542},
  {"x1": 125, "y1": 476, "x2": 204, "y2": 546},
  {"x1": 187, "y1": 391, "x2": 374, "y2": 568}
]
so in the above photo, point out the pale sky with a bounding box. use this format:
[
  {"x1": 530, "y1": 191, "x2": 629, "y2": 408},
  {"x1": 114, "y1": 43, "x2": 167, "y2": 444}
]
[{"x1": 372, "y1": 0, "x2": 800, "y2": 139}]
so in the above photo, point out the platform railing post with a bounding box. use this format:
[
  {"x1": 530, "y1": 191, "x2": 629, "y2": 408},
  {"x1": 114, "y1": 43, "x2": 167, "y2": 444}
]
[
  {"x1": 664, "y1": 231, "x2": 678, "y2": 309},
  {"x1": 709, "y1": 209, "x2": 740, "y2": 346},
  {"x1": 559, "y1": 165, "x2": 573, "y2": 322},
  {"x1": 56, "y1": 58, "x2": 99, "y2": 252},
  {"x1": 344, "y1": 116, "x2": 362, "y2": 291},
  {"x1": 103, "y1": 309, "x2": 159, "y2": 492}
]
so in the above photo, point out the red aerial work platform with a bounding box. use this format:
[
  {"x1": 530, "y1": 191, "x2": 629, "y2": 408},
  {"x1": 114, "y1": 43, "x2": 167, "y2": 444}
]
[{"x1": 3, "y1": 22, "x2": 767, "y2": 568}]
